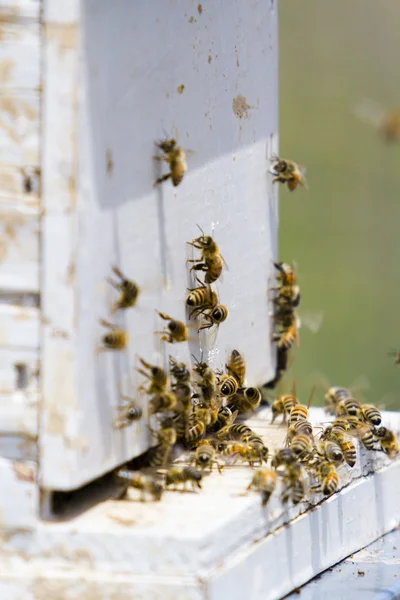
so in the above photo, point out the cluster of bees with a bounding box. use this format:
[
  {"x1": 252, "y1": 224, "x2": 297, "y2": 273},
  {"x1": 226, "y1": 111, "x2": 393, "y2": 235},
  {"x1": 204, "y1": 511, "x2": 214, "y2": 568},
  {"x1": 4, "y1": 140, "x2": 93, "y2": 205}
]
[{"x1": 95, "y1": 135, "x2": 399, "y2": 508}]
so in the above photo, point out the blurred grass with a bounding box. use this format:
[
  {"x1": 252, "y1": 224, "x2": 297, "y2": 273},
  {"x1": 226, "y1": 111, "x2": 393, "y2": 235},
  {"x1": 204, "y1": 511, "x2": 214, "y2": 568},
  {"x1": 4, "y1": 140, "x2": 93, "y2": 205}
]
[{"x1": 279, "y1": 0, "x2": 400, "y2": 408}]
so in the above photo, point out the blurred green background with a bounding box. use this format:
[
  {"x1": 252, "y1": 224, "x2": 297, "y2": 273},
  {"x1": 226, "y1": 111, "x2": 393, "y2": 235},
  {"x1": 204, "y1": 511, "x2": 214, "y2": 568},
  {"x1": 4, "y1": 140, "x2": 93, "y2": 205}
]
[{"x1": 279, "y1": 0, "x2": 400, "y2": 408}]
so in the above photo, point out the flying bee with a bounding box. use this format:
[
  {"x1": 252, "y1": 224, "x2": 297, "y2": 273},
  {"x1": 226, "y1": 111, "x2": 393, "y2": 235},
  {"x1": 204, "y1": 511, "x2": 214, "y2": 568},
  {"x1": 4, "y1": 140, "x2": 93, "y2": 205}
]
[
  {"x1": 217, "y1": 374, "x2": 239, "y2": 397},
  {"x1": 115, "y1": 470, "x2": 163, "y2": 501},
  {"x1": 271, "y1": 393, "x2": 299, "y2": 424},
  {"x1": 154, "y1": 137, "x2": 188, "y2": 187},
  {"x1": 137, "y1": 357, "x2": 169, "y2": 394},
  {"x1": 186, "y1": 226, "x2": 226, "y2": 284},
  {"x1": 374, "y1": 427, "x2": 399, "y2": 459},
  {"x1": 358, "y1": 404, "x2": 382, "y2": 427},
  {"x1": 388, "y1": 349, "x2": 400, "y2": 365},
  {"x1": 165, "y1": 466, "x2": 202, "y2": 491},
  {"x1": 229, "y1": 387, "x2": 262, "y2": 413},
  {"x1": 226, "y1": 349, "x2": 246, "y2": 387},
  {"x1": 190, "y1": 441, "x2": 223, "y2": 473},
  {"x1": 155, "y1": 311, "x2": 188, "y2": 344},
  {"x1": 107, "y1": 265, "x2": 140, "y2": 313},
  {"x1": 336, "y1": 398, "x2": 361, "y2": 418},
  {"x1": 198, "y1": 304, "x2": 229, "y2": 332},
  {"x1": 98, "y1": 319, "x2": 129, "y2": 351},
  {"x1": 270, "y1": 154, "x2": 307, "y2": 192},
  {"x1": 113, "y1": 396, "x2": 143, "y2": 429},
  {"x1": 247, "y1": 468, "x2": 277, "y2": 506},
  {"x1": 354, "y1": 99, "x2": 400, "y2": 142},
  {"x1": 186, "y1": 277, "x2": 218, "y2": 319},
  {"x1": 169, "y1": 356, "x2": 191, "y2": 383}
]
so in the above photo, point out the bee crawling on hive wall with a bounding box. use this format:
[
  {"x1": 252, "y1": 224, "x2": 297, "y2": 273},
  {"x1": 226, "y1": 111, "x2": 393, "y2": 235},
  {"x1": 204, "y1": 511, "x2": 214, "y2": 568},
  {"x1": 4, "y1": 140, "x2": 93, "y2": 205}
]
[
  {"x1": 153, "y1": 136, "x2": 188, "y2": 187},
  {"x1": 98, "y1": 319, "x2": 129, "y2": 351},
  {"x1": 269, "y1": 154, "x2": 308, "y2": 192},
  {"x1": 186, "y1": 226, "x2": 227, "y2": 285}
]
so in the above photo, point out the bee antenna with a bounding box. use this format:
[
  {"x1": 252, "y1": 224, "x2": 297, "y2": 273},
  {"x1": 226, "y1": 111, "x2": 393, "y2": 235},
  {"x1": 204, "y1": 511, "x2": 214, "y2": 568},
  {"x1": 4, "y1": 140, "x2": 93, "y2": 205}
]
[
  {"x1": 196, "y1": 224, "x2": 205, "y2": 237},
  {"x1": 307, "y1": 385, "x2": 316, "y2": 409}
]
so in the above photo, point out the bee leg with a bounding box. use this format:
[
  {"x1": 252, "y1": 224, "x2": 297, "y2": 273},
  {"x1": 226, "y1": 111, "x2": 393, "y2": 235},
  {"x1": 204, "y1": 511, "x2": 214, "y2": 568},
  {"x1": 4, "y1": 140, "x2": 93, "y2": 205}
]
[{"x1": 154, "y1": 173, "x2": 172, "y2": 187}]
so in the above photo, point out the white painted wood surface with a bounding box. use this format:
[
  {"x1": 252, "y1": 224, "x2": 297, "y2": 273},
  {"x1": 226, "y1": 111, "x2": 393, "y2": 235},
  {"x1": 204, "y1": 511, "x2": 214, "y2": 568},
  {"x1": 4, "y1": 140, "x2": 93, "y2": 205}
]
[
  {"x1": 0, "y1": 407, "x2": 399, "y2": 599},
  {"x1": 0, "y1": 0, "x2": 40, "y2": 459},
  {"x1": 40, "y1": 0, "x2": 278, "y2": 491}
]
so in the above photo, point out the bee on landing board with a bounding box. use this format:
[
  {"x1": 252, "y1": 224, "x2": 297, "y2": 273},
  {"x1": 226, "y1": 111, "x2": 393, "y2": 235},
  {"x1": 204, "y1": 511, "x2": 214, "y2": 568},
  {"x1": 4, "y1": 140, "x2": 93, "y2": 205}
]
[
  {"x1": 153, "y1": 137, "x2": 188, "y2": 187},
  {"x1": 269, "y1": 155, "x2": 307, "y2": 192}
]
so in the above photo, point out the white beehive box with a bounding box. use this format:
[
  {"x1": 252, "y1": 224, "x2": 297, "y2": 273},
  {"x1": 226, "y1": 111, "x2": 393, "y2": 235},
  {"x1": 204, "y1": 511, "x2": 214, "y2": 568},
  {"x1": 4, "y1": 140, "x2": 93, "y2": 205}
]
[{"x1": 2, "y1": 2, "x2": 400, "y2": 599}]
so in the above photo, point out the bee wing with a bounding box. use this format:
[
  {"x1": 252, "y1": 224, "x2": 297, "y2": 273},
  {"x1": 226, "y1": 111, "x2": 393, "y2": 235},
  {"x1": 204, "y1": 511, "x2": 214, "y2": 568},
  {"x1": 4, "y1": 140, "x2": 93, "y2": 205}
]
[
  {"x1": 300, "y1": 310, "x2": 324, "y2": 334},
  {"x1": 184, "y1": 149, "x2": 196, "y2": 157},
  {"x1": 353, "y1": 98, "x2": 385, "y2": 128},
  {"x1": 349, "y1": 375, "x2": 370, "y2": 395}
]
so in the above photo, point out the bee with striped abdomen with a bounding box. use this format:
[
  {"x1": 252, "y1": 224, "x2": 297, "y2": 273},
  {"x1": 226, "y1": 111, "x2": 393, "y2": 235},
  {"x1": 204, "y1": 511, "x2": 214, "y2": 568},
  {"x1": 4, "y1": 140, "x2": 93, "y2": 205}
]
[
  {"x1": 107, "y1": 265, "x2": 140, "y2": 313},
  {"x1": 115, "y1": 470, "x2": 163, "y2": 501},
  {"x1": 247, "y1": 468, "x2": 277, "y2": 506},
  {"x1": 198, "y1": 304, "x2": 229, "y2": 333},
  {"x1": 186, "y1": 276, "x2": 218, "y2": 319},
  {"x1": 271, "y1": 393, "x2": 299, "y2": 424},
  {"x1": 228, "y1": 387, "x2": 262, "y2": 414},
  {"x1": 358, "y1": 404, "x2": 382, "y2": 427},
  {"x1": 186, "y1": 226, "x2": 226, "y2": 284},
  {"x1": 374, "y1": 427, "x2": 399, "y2": 459},
  {"x1": 324, "y1": 386, "x2": 353, "y2": 415},
  {"x1": 137, "y1": 357, "x2": 169, "y2": 394},
  {"x1": 218, "y1": 374, "x2": 239, "y2": 397},
  {"x1": 165, "y1": 466, "x2": 202, "y2": 491},
  {"x1": 99, "y1": 319, "x2": 129, "y2": 351},
  {"x1": 155, "y1": 311, "x2": 188, "y2": 344},
  {"x1": 336, "y1": 398, "x2": 361, "y2": 418},
  {"x1": 270, "y1": 155, "x2": 307, "y2": 192},
  {"x1": 226, "y1": 349, "x2": 246, "y2": 387},
  {"x1": 154, "y1": 137, "x2": 188, "y2": 187}
]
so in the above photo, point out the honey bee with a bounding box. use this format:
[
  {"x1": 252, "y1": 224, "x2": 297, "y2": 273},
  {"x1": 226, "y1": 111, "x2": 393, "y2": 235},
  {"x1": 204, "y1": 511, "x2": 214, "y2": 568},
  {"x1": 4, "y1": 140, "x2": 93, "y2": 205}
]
[
  {"x1": 198, "y1": 304, "x2": 229, "y2": 332},
  {"x1": 192, "y1": 359, "x2": 218, "y2": 406},
  {"x1": 358, "y1": 404, "x2": 382, "y2": 427},
  {"x1": 113, "y1": 396, "x2": 143, "y2": 429},
  {"x1": 336, "y1": 398, "x2": 361, "y2": 418},
  {"x1": 347, "y1": 422, "x2": 377, "y2": 451},
  {"x1": 99, "y1": 319, "x2": 129, "y2": 351},
  {"x1": 115, "y1": 470, "x2": 163, "y2": 501},
  {"x1": 146, "y1": 426, "x2": 177, "y2": 469},
  {"x1": 270, "y1": 155, "x2": 307, "y2": 192},
  {"x1": 272, "y1": 262, "x2": 300, "y2": 309},
  {"x1": 289, "y1": 434, "x2": 314, "y2": 461},
  {"x1": 336, "y1": 436, "x2": 357, "y2": 468},
  {"x1": 137, "y1": 357, "x2": 169, "y2": 394},
  {"x1": 315, "y1": 441, "x2": 344, "y2": 467},
  {"x1": 324, "y1": 387, "x2": 353, "y2": 415},
  {"x1": 186, "y1": 226, "x2": 226, "y2": 284},
  {"x1": 209, "y1": 406, "x2": 237, "y2": 433},
  {"x1": 271, "y1": 448, "x2": 297, "y2": 469},
  {"x1": 154, "y1": 137, "x2": 187, "y2": 187},
  {"x1": 226, "y1": 349, "x2": 246, "y2": 387},
  {"x1": 320, "y1": 462, "x2": 339, "y2": 496},
  {"x1": 107, "y1": 265, "x2": 140, "y2": 313},
  {"x1": 272, "y1": 311, "x2": 300, "y2": 350},
  {"x1": 169, "y1": 356, "x2": 191, "y2": 383},
  {"x1": 388, "y1": 349, "x2": 400, "y2": 365},
  {"x1": 286, "y1": 420, "x2": 314, "y2": 443},
  {"x1": 354, "y1": 99, "x2": 400, "y2": 142},
  {"x1": 288, "y1": 404, "x2": 308, "y2": 426},
  {"x1": 186, "y1": 276, "x2": 218, "y2": 319},
  {"x1": 229, "y1": 387, "x2": 262, "y2": 413},
  {"x1": 247, "y1": 468, "x2": 277, "y2": 506},
  {"x1": 186, "y1": 404, "x2": 211, "y2": 443},
  {"x1": 190, "y1": 441, "x2": 223, "y2": 473},
  {"x1": 271, "y1": 393, "x2": 299, "y2": 424},
  {"x1": 374, "y1": 427, "x2": 399, "y2": 459},
  {"x1": 165, "y1": 466, "x2": 202, "y2": 491},
  {"x1": 155, "y1": 311, "x2": 188, "y2": 344},
  {"x1": 273, "y1": 261, "x2": 297, "y2": 287},
  {"x1": 216, "y1": 420, "x2": 251, "y2": 442},
  {"x1": 218, "y1": 374, "x2": 239, "y2": 397},
  {"x1": 280, "y1": 462, "x2": 306, "y2": 505},
  {"x1": 148, "y1": 391, "x2": 177, "y2": 415}
]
